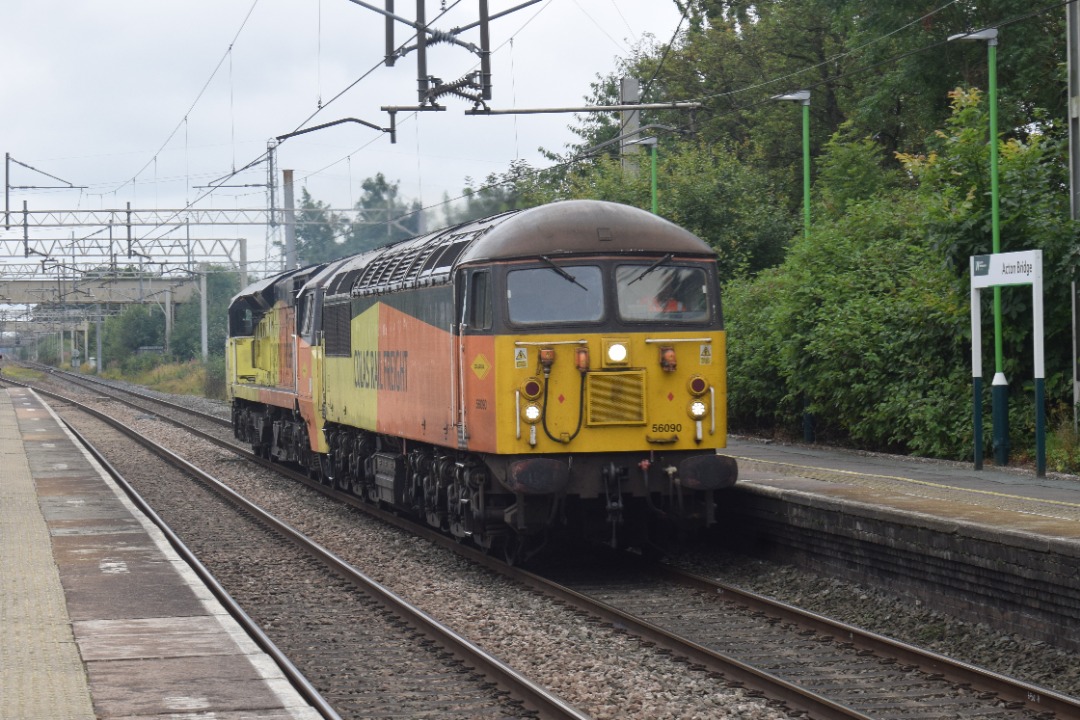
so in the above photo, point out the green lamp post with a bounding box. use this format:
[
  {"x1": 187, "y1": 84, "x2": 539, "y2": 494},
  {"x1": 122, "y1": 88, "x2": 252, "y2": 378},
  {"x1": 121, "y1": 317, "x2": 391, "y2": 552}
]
[
  {"x1": 773, "y1": 91, "x2": 812, "y2": 240},
  {"x1": 950, "y1": 28, "x2": 1007, "y2": 465},
  {"x1": 773, "y1": 90, "x2": 813, "y2": 441}
]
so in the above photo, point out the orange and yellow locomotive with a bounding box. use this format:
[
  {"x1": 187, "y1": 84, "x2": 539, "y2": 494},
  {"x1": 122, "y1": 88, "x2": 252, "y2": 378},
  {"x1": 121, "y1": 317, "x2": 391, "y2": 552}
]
[{"x1": 227, "y1": 200, "x2": 737, "y2": 559}]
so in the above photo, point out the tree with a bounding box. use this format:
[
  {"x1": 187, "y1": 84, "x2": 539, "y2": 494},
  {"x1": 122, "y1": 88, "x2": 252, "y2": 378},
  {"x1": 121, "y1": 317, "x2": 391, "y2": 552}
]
[
  {"x1": 569, "y1": 0, "x2": 1066, "y2": 215},
  {"x1": 726, "y1": 88, "x2": 1079, "y2": 459},
  {"x1": 345, "y1": 173, "x2": 423, "y2": 252},
  {"x1": 898, "y1": 88, "x2": 1079, "y2": 434},
  {"x1": 170, "y1": 267, "x2": 240, "y2": 360},
  {"x1": 293, "y1": 188, "x2": 348, "y2": 264},
  {"x1": 442, "y1": 160, "x2": 548, "y2": 225},
  {"x1": 102, "y1": 304, "x2": 164, "y2": 370},
  {"x1": 558, "y1": 139, "x2": 794, "y2": 281}
]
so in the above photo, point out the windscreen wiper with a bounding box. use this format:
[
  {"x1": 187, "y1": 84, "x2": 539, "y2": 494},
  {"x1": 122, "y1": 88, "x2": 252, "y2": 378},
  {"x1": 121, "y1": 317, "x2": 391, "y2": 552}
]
[
  {"x1": 629, "y1": 253, "x2": 673, "y2": 285},
  {"x1": 540, "y1": 255, "x2": 588, "y2": 290}
]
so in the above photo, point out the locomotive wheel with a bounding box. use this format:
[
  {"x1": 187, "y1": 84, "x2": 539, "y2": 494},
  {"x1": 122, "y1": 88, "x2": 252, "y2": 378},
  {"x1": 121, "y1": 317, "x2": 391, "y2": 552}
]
[
  {"x1": 470, "y1": 530, "x2": 502, "y2": 557},
  {"x1": 317, "y1": 448, "x2": 334, "y2": 486},
  {"x1": 502, "y1": 535, "x2": 522, "y2": 565}
]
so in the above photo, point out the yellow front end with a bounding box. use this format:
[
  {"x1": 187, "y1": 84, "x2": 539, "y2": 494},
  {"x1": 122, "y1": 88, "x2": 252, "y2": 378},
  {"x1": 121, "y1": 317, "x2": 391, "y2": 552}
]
[
  {"x1": 226, "y1": 301, "x2": 297, "y2": 410},
  {"x1": 493, "y1": 330, "x2": 727, "y2": 455},
  {"x1": 226, "y1": 337, "x2": 252, "y2": 401}
]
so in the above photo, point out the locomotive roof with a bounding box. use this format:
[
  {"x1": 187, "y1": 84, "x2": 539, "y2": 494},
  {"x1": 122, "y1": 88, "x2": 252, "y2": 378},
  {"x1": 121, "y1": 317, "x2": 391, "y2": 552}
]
[
  {"x1": 457, "y1": 199, "x2": 713, "y2": 265},
  {"x1": 230, "y1": 265, "x2": 313, "y2": 311},
  {"x1": 291, "y1": 200, "x2": 714, "y2": 300}
]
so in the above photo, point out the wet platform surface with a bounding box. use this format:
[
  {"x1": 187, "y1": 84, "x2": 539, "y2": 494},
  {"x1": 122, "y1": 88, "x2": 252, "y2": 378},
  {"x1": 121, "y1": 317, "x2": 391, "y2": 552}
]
[
  {"x1": 0, "y1": 386, "x2": 320, "y2": 720},
  {"x1": 725, "y1": 436, "x2": 1080, "y2": 542}
]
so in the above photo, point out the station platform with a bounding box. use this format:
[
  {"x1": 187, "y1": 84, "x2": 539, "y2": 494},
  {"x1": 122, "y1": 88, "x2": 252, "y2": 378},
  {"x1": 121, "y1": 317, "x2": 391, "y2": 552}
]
[
  {"x1": 721, "y1": 436, "x2": 1080, "y2": 651},
  {"x1": 0, "y1": 386, "x2": 320, "y2": 720},
  {"x1": 726, "y1": 436, "x2": 1080, "y2": 539}
]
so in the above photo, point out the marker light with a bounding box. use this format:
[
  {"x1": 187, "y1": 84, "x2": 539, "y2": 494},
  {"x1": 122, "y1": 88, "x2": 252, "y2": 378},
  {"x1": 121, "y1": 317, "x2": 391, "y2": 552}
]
[
  {"x1": 539, "y1": 347, "x2": 556, "y2": 371},
  {"x1": 606, "y1": 342, "x2": 628, "y2": 364},
  {"x1": 687, "y1": 375, "x2": 709, "y2": 396},
  {"x1": 575, "y1": 346, "x2": 590, "y2": 372},
  {"x1": 523, "y1": 403, "x2": 543, "y2": 424},
  {"x1": 659, "y1": 345, "x2": 677, "y2": 372},
  {"x1": 521, "y1": 378, "x2": 543, "y2": 400},
  {"x1": 688, "y1": 399, "x2": 708, "y2": 420}
]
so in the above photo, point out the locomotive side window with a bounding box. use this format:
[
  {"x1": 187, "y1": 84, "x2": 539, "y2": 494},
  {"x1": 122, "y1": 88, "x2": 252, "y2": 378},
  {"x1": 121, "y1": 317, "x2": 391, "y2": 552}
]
[
  {"x1": 615, "y1": 264, "x2": 709, "y2": 323},
  {"x1": 229, "y1": 306, "x2": 255, "y2": 337},
  {"x1": 469, "y1": 271, "x2": 492, "y2": 331},
  {"x1": 298, "y1": 291, "x2": 319, "y2": 343},
  {"x1": 507, "y1": 265, "x2": 604, "y2": 325}
]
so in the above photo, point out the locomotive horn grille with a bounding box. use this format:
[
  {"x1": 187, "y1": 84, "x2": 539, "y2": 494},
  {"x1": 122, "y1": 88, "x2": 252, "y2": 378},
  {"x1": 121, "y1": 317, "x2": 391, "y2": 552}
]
[{"x1": 586, "y1": 371, "x2": 646, "y2": 426}]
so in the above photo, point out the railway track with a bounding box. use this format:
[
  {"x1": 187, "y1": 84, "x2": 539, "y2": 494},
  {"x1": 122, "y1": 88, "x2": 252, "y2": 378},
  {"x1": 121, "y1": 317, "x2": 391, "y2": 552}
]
[
  {"x1": 24, "y1": 364, "x2": 234, "y2": 433},
  {"x1": 528, "y1": 559, "x2": 1080, "y2": 720},
  {"x1": 9, "y1": 369, "x2": 1080, "y2": 718},
  {"x1": 9, "y1": 380, "x2": 586, "y2": 720}
]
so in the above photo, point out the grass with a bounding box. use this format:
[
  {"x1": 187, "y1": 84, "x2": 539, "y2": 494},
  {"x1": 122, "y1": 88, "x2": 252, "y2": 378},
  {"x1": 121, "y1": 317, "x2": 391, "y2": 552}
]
[
  {"x1": 1, "y1": 365, "x2": 46, "y2": 382},
  {"x1": 101, "y1": 360, "x2": 212, "y2": 398},
  {"x1": 1047, "y1": 420, "x2": 1080, "y2": 474}
]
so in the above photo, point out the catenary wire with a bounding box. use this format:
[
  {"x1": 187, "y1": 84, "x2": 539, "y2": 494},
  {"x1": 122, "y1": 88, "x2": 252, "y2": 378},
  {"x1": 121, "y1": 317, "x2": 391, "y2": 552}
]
[
  {"x1": 134, "y1": 0, "x2": 1075, "y2": 247},
  {"x1": 105, "y1": 0, "x2": 263, "y2": 198}
]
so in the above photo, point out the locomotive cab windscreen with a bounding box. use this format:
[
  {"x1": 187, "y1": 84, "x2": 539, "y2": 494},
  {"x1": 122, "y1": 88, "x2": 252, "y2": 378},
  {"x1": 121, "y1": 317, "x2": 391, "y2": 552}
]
[
  {"x1": 506, "y1": 263, "x2": 605, "y2": 325},
  {"x1": 501, "y1": 257, "x2": 718, "y2": 329},
  {"x1": 615, "y1": 263, "x2": 713, "y2": 324}
]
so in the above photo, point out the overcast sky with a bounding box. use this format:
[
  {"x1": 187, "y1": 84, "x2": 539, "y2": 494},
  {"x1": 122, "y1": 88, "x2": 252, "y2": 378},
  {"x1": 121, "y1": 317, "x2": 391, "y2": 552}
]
[{"x1": 2, "y1": 0, "x2": 685, "y2": 268}]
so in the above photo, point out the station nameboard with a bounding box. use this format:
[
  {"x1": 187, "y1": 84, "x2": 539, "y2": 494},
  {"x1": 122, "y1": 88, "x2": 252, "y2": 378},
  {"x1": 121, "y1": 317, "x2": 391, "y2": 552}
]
[
  {"x1": 971, "y1": 250, "x2": 1041, "y2": 288},
  {"x1": 968, "y1": 249, "x2": 1045, "y2": 476}
]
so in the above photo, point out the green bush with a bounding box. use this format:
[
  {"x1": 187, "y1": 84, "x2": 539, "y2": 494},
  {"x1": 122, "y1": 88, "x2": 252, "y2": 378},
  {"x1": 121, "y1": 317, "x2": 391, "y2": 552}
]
[
  {"x1": 725, "y1": 93, "x2": 1079, "y2": 462},
  {"x1": 726, "y1": 191, "x2": 975, "y2": 457},
  {"x1": 1046, "y1": 424, "x2": 1080, "y2": 473},
  {"x1": 203, "y1": 356, "x2": 227, "y2": 400},
  {"x1": 120, "y1": 352, "x2": 165, "y2": 377}
]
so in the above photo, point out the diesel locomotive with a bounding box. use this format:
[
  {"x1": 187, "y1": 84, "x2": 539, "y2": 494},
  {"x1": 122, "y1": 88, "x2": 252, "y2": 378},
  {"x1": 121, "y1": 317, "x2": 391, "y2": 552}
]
[{"x1": 227, "y1": 199, "x2": 737, "y2": 559}]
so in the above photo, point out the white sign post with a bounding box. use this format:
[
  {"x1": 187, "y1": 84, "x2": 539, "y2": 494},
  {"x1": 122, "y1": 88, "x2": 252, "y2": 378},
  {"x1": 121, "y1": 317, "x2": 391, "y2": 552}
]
[{"x1": 970, "y1": 250, "x2": 1046, "y2": 476}]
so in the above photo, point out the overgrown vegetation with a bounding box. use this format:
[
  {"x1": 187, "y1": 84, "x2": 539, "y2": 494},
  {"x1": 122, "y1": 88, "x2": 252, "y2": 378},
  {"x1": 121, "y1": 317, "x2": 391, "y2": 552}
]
[
  {"x1": 20, "y1": 265, "x2": 240, "y2": 400},
  {"x1": 94, "y1": 359, "x2": 224, "y2": 400},
  {"x1": 0, "y1": 365, "x2": 45, "y2": 382}
]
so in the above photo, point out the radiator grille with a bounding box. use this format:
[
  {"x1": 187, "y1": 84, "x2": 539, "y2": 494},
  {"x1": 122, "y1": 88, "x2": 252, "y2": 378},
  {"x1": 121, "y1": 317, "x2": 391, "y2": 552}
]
[
  {"x1": 586, "y1": 371, "x2": 646, "y2": 426},
  {"x1": 323, "y1": 302, "x2": 352, "y2": 357}
]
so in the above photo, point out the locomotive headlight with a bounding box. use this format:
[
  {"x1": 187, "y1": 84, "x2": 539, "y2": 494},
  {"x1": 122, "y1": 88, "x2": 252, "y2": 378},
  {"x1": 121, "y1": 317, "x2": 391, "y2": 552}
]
[
  {"x1": 606, "y1": 341, "x2": 628, "y2": 364},
  {"x1": 688, "y1": 399, "x2": 709, "y2": 420},
  {"x1": 522, "y1": 403, "x2": 543, "y2": 424}
]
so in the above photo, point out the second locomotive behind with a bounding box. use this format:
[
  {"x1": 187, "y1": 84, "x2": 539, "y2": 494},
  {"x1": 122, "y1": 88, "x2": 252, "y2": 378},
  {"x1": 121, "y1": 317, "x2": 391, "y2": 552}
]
[{"x1": 227, "y1": 199, "x2": 737, "y2": 560}]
